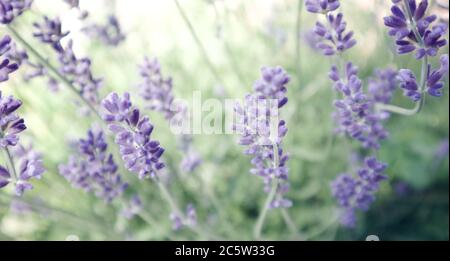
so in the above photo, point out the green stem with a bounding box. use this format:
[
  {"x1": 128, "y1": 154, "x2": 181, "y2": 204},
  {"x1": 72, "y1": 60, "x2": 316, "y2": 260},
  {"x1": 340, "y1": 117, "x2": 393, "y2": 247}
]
[
  {"x1": 155, "y1": 177, "x2": 220, "y2": 240},
  {"x1": 253, "y1": 176, "x2": 278, "y2": 240},
  {"x1": 253, "y1": 143, "x2": 280, "y2": 240},
  {"x1": 173, "y1": 0, "x2": 224, "y2": 86},
  {"x1": 5, "y1": 25, "x2": 103, "y2": 121},
  {"x1": 4, "y1": 147, "x2": 18, "y2": 182}
]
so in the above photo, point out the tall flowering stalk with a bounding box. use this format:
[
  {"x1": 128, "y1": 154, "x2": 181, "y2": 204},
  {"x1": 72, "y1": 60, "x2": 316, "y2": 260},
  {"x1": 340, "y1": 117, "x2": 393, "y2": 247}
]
[
  {"x1": 101, "y1": 92, "x2": 203, "y2": 233},
  {"x1": 0, "y1": 35, "x2": 45, "y2": 196},
  {"x1": 59, "y1": 128, "x2": 128, "y2": 203},
  {"x1": 137, "y1": 57, "x2": 202, "y2": 174},
  {"x1": 305, "y1": 0, "x2": 390, "y2": 227},
  {"x1": 234, "y1": 66, "x2": 293, "y2": 238},
  {"x1": 380, "y1": 0, "x2": 449, "y2": 115},
  {"x1": 4, "y1": 9, "x2": 103, "y2": 119}
]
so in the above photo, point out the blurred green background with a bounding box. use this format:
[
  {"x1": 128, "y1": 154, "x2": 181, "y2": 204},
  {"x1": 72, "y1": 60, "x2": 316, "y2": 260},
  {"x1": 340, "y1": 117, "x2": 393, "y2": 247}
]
[{"x1": 0, "y1": 0, "x2": 448, "y2": 240}]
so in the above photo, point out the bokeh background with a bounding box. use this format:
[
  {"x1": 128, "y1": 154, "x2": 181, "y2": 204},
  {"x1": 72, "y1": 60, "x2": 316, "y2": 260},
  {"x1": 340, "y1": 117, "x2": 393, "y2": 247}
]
[{"x1": 1, "y1": 0, "x2": 448, "y2": 240}]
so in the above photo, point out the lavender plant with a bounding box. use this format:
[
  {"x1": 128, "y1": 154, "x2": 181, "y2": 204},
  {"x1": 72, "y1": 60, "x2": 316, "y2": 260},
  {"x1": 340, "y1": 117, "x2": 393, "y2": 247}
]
[
  {"x1": 234, "y1": 66, "x2": 293, "y2": 238},
  {"x1": 136, "y1": 57, "x2": 202, "y2": 174},
  {"x1": 382, "y1": 0, "x2": 449, "y2": 112},
  {"x1": 305, "y1": 0, "x2": 391, "y2": 227},
  {"x1": 59, "y1": 128, "x2": 128, "y2": 203}
]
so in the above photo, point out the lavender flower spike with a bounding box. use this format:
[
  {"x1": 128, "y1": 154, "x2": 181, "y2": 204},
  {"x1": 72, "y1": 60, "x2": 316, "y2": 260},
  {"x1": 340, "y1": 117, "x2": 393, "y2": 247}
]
[
  {"x1": 384, "y1": 0, "x2": 448, "y2": 59},
  {"x1": 312, "y1": 13, "x2": 356, "y2": 56},
  {"x1": 0, "y1": 145, "x2": 45, "y2": 196},
  {"x1": 0, "y1": 0, "x2": 32, "y2": 24},
  {"x1": 0, "y1": 91, "x2": 26, "y2": 147},
  {"x1": 330, "y1": 63, "x2": 389, "y2": 150},
  {"x1": 13, "y1": 145, "x2": 45, "y2": 196},
  {"x1": 33, "y1": 16, "x2": 69, "y2": 52},
  {"x1": 59, "y1": 128, "x2": 128, "y2": 203},
  {"x1": 305, "y1": 0, "x2": 340, "y2": 14},
  {"x1": 235, "y1": 66, "x2": 292, "y2": 208},
  {"x1": 1, "y1": 35, "x2": 19, "y2": 82},
  {"x1": 102, "y1": 92, "x2": 165, "y2": 179},
  {"x1": 331, "y1": 156, "x2": 388, "y2": 228}
]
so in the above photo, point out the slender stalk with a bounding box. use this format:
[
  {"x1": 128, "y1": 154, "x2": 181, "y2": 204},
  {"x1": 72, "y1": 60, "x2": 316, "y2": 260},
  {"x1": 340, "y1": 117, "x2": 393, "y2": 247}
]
[
  {"x1": 253, "y1": 143, "x2": 280, "y2": 240},
  {"x1": 4, "y1": 147, "x2": 18, "y2": 181},
  {"x1": 5, "y1": 25, "x2": 103, "y2": 121},
  {"x1": 281, "y1": 208, "x2": 298, "y2": 236},
  {"x1": 173, "y1": 0, "x2": 224, "y2": 86},
  {"x1": 253, "y1": 175, "x2": 278, "y2": 240}
]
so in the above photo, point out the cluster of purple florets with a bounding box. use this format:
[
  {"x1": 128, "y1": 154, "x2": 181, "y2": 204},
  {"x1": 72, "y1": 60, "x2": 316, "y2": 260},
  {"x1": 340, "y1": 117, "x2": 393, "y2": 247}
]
[{"x1": 235, "y1": 66, "x2": 292, "y2": 208}]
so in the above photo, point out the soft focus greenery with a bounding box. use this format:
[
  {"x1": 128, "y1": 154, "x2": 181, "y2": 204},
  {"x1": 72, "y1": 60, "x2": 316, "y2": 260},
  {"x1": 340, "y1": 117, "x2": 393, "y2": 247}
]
[{"x1": 0, "y1": 0, "x2": 448, "y2": 241}]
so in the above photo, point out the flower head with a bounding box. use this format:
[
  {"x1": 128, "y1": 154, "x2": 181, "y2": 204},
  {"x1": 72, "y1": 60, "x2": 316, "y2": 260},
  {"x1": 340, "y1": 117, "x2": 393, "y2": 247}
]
[
  {"x1": 312, "y1": 13, "x2": 356, "y2": 56},
  {"x1": 33, "y1": 16, "x2": 69, "y2": 52},
  {"x1": 368, "y1": 68, "x2": 398, "y2": 105},
  {"x1": 330, "y1": 63, "x2": 389, "y2": 149},
  {"x1": 102, "y1": 92, "x2": 165, "y2": 179},
  {"x1": 137, "y1": 57, "x2": 175, "y2": 119},
  {"x1": 0, "y1": 91, "x2": 26, "y2": 147},
  {"x1": 0, "y1": 35, "x2": 19, "y2": 82},
  {"x1": 58, "y1": 40, "x2": 102, "y2": 103},
  {"x1": 235, "y1": 66, "x2": 291, "y2": 208},
  {"x1": 59, "y1": 128, "x2": 128, "y2": 202},
  {"x1": 305, "y1": 0, "x2": 340, "y2": 14},
  {"x1": 331, "y1": 156, "x2": 388, "y2": 227},
  {"x1": 384, "y1": 0, "x2": 448, "y2": 59},
  {"x1": 0, "y1": 0, "x2": 32, "y2": 24}
]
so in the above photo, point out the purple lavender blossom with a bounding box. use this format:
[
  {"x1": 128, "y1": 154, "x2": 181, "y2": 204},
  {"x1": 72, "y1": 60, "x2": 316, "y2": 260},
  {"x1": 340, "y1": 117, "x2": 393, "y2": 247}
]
[
  {"x1": 426, "y1": 54, "x2": 449, "y2": 97},
  {"x1": 368, "y1": 68, "x2": 398, "y2": 105},
  {"x1": 0, "y1": 145, "x2": 45, "y2": 196},
  {"x1": 384, "y1": 0, "x2": 448, "y2": 59},
  {"x1": 329, "y1": 63, "x2": 389, "y2": 150},
  {"x1": 331, "y1": 156, "x2": 388, "y2": 227},
  {"x1": 0, "y1": 91, "x2": 26, "y2": 147},
  {"x1": 0, "y1": 165, "x2": 9, "y2": 188},
  {"x1": 82, "y1": 15, "x2": 125, "y2": 46},
  {"x1": 396, "y1": 54, "x2": 449, "y2": 100},
  {"x1": 58, "y1": 40, "x2": 102, "y2": 103},
  {"x1": 234, "y1": 66, "x2": 292, "y2": 208},
  {"x1": 102, "y1": 92, "x2": 165, "y2": 179},
  {"x1": 312, "y1": 13, "x2": 356, "y2": 56},
  {"x1": 0, "y1": 35, "x2": 19, "y2": 82},
  {"x1": 59, "y1": 128, "x2": 128, "y2": 203},
  {"x1": 305, "y1": 0, "x2": 340, "y2": 14},
  {"x1": 13, "y1": 144, "x2": 45, "y2": 196},
  {"x1": 33, "y1": 16, "x2": 69, "y2": 52},
  {"x1": 137, "y1": 57, "x2": 202, "y2": 173},
  {"x1": 4, "y1": 41, "x2": 27, "y2": 65},
  {"x1": 396, "y1": 69, "x2": 421, "y2": 101},
  {"x1": 137, "y1": 57, "x2": 175, "y2": 119},
  {"x1": 0, "y1": 0, "x2": 32, "y2": 24}
]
